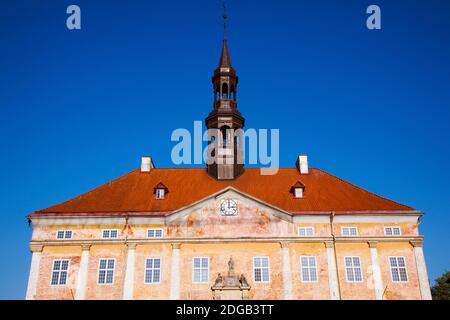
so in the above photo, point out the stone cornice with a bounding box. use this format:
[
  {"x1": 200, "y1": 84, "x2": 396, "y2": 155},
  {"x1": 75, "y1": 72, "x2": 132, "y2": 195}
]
[
  {"x1": 30, "y1": 210, "x2": 423, "y2": 219},
  {"x1": 29, "y1": 236, "x2": 424, "y2": 248},
  {"x1": 30, "y1": 211, "x2": 423, "y2": 226}
]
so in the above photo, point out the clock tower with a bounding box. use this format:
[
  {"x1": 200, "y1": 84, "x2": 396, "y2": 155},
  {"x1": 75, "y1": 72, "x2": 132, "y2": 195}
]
[{"x1": 205, "y1": 13, "x2": 245, "y2": 180}]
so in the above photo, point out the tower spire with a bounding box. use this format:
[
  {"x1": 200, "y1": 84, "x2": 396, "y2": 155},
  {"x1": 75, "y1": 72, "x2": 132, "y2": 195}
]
[
  {"x1": 205, "y1": 4, "x2": 245, "y2": 180},
  {"x1": 223, "y1": 2, "x2": 227, "y2": 41},
  {"x1": 219, "y1": 2, "x2": 231, "y2": 67}
]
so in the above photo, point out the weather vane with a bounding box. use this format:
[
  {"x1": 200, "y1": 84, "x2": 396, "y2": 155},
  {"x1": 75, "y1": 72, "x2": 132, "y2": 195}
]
[{"x1": 223, "y1": 1, "x2": 228, "y2": 39}]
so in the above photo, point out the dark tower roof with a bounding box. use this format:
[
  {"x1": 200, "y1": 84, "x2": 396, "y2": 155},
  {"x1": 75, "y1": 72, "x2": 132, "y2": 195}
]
[{"x1": 218, "y1": 39, "x2": 231, "y2": 68}]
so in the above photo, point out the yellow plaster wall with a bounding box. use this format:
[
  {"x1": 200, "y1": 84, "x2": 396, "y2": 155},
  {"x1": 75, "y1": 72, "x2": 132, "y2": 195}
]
[
  {"x1": 295, "y1": 223, "x2": 330, "y2": 237},
  {"x1": 377, "y1": 242, "x2": 421, "y2": 300},
  {"x1": 85, "y1": 244, "x2": 127, "y2": 300},
  {"x1": 333, "y1": 222, "x2": 418, "y2": 237},
  {"x1": 35, "y1": 246, "x2": 81, "y2": 300},
  {"x1": 179, "y1": 242, "x2": 284, "y2": 300},
  {"x1": 289, "y1": 242, "x2": 330, "y2": 299},
  {"x1": 133, "y1": 243, "x2": 172, "y2": 299},
  {"x1": 335, "y1": 242, "x2": 375, "y2": 300},
  {"x1": 32, "y1": 224, "x2": 128, "y2": 241}
]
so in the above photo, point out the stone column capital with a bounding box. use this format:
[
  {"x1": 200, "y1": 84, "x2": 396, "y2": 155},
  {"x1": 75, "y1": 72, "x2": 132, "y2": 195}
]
[
  {"x1": 324, "y1": 241, "x2": 334, "y2": 248},
  {"x1": 279, "y1": 241, "x2": 290, "y2": 249},
  {"x1": 127, "y1": 243, "x2": 137, "y2": 250},
  {"x1": 367, "y1": 241, "x2": 378, "y2": 248},
  {"x1": 30, "y1": 244, "x2": 43, "y2": 253},
  {"x1": 81, "y1": 244, "x2": 91, "y2": 251},
  {"x1": 172, "y1": 243, "x2": 181, "y2": 250},
  {"x1": 410, "y1": 240, "x2": 423, "y2": 248}
]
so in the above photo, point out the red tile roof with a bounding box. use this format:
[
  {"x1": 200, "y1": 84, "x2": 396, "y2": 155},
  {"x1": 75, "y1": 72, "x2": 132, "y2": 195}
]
[{"x1": 31, "y1": 168, "x2": 416, "y2": 216}]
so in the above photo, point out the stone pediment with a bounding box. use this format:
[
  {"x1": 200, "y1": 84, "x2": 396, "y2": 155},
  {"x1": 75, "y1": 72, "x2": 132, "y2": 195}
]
[
  {"x1": 165, "y1": 187, "x2": 294, "y2": 239},
  {"x1": 166, "y1": 186, "x2": 293, "y2": 223}
]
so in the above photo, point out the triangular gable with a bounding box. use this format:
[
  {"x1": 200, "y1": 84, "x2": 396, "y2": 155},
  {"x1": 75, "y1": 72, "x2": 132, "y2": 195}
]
[{"x1": 166, "y1": 186, "x2": 293, "y2": 224}]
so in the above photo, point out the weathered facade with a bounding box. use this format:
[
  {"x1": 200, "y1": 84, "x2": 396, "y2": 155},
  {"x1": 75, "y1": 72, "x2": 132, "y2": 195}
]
[{"x1": 25, "y1": 30, "x2": 432, "y2": 300}]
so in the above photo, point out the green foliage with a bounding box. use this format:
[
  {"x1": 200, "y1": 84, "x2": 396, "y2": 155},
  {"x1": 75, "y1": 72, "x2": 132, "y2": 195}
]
[{"x1": 431, "y1": 271, "x2": 450, "y2": 300}]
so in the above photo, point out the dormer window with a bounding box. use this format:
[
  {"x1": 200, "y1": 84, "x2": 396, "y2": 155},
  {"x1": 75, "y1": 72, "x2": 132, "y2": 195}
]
[
  {"x1": 290, "y1": 181, "x2": 305, "y2": 199},
  {"x1": 156, "y1": 189, "x2": 165, "y2": 199},
  {"x1": 154, "y1": 182, "x2": 168, "y2": 200},
  {"x1": 294, "y1": 188, "x2": 303, "y2": 198}
]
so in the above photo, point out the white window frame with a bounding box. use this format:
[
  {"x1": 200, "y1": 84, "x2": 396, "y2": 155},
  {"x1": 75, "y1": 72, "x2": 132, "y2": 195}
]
[
  {"x1": 294, "y1": 187, "x2": 304, "y2": 198},
  {"x1": 101, "y1": 229, "x2": 119, "y2": 239},
  {"x1": 341, "y1": 226, "x2": 358, "y2": 236},
  {"x1": 298, "y1": 227, "x2": 315, "y2": 237},
  {"x1": 253, "y1": 256, "x2": 271, "y2": 283},
  {"x1": 147, "y1": 228, "x2": 163, "y2": 238},
  {"x1": 144, "y1": 257, "x2": 162, "y2": 284},
  {"x1": 97, "y1": 258, "x2": 116, "y2": 285},
  {"x1": 389, "y1": 256, "x2": 408, "y2": 283},
  {"x1": 384, "y1": 226, "x2": 401, "y2": 236},
  {"x1": 300, "y1": 256, "x2": 318, "y2": 283},
  {"x1": 50, "y1": 259, "x2": 70, "y2": 286},
  {"x1": 155, "y1": 189, "x2": 165, "y2": 199},
  {"x1": 56, "y1": 230, "x2": 72, "y2": 240},
  {"x1": 192, "y1": 257, "x2": 209, "y2": 284},
  {"x1": 344, "y1": 256, "x2": 363, "y2": 283}
]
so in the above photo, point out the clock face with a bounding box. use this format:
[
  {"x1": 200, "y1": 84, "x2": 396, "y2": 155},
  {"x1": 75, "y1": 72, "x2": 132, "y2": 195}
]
[{"x1": 220, "y1": 199, "x2": 238, "y2": 216}]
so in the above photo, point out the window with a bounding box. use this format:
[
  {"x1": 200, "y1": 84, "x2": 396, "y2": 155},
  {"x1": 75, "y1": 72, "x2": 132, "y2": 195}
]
[
  {"x1": 384, "y1": 227, "x2": 401, "y2": 236},
  {"x1": 390, "y1": 257, "x2": 408, "y2": 282},
  {"x1": 192, "y1": 257, "x2": 209, "y2": 283},
  {"x1": 147, "y1": 228, "x2": 163, "y2": 238},
  {"x1": 98, "y1": 259, "x2": 115, "y2": 285},
  {"x1": 155, "y1": 188, "x2": 165, "y2": 199},
  {"x1": 221, "y1": 83, "x2": 229, "y2": 100},
  {"x1": 294, "y1": 188, "x2": 304, "y2": 198},
  {"x1": 298, "y1": 227, "x2": 315, "y2": 237},
  {"x1": 154, "y1": 182, "x2": 168, "y2": 199},
  {"x1": 341, "y1": 227, "x2": 358, "y2": 236},
  {"x1": 215, "y1": 85, "x2": 220, "y2": 101},
  {"x1": 290, "y1": 181, "x2": 305, "y2": 199},
  {"x1": 56, "y1": 230, "x2": 72, "y2": 240},
  {"x1": 300, "y1": 256, "x2": 318, "y2": 282},
  {"x1": 220, "y1": 126, "x2": 231, "y2": 146},
  {"x1": 345, "y1": 256, "x2": 363, "y2": 282},
  {"x1": 51, "y1": 260, "x2": 69, "y2": 286},
  {"x1": 102, "y1": 229, "x2": 118, "y2": 239},
  {"x1": 145, "y1": 258, "x2": 161, "y2": 284},
  {"x1": 253, "y1": 256, "x2": 270, "y2": 283}
]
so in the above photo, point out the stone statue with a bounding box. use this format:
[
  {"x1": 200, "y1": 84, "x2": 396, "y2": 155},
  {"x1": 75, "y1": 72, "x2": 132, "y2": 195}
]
[
  {"x1": 228, "y1": 257, "x2": 235, "y2": 276},
  {"x1": 239, "y1": 274, "x2": 249, "y2": 287},
  {"x1": 213, "y1": 273, "x2": 223, "y2": 287},
  {"x1": 211, "y1": 260, "x2": 251, "y2": 300}
]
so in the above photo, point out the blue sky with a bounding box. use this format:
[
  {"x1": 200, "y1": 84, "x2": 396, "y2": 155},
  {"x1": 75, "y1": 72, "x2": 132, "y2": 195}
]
[{"x1": 0, "y1": 0, "x2": 449, "y2": 299}]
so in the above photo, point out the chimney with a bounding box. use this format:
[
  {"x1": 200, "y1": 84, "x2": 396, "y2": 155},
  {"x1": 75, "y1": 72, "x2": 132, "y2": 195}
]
[
  {"x1": 141, "y1": 156, "x2": 154, "y2": 173},
  {"x1": 296, "y1": 155, "x2": 309, "y2": 174}
]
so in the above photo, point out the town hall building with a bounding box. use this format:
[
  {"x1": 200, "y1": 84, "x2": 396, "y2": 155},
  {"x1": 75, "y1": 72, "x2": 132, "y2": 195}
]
[{"x1": 25, "y1": 29, "x2": 432, "y2": 300}]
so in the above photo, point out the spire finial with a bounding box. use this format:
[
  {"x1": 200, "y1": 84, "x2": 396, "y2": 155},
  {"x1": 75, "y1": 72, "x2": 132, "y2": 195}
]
[{"x1": 222, "y1": 1, "x2": 228, "y2": 40}]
